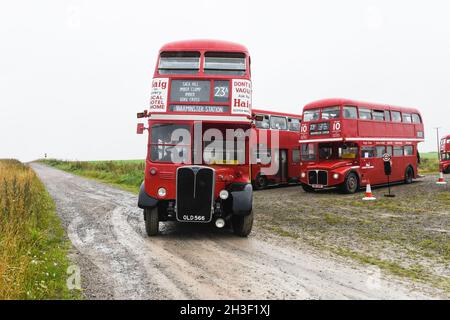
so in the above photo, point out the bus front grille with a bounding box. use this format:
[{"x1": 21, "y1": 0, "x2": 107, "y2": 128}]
[
  {"x1": 308, "y1": 170, "x2": 328, "y2": 186},
  {"x1": 176, "y1": 166, "x2": 214, "y2": 223}
]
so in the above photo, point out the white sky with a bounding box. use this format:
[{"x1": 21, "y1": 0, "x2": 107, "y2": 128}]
[{"x1": 1, "y1": 0, "x2": 449, "y2": 161}]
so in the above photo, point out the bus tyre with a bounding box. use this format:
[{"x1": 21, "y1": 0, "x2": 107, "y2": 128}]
[
  {"x1": 405, "y1": 166, "x2": 414, "y2": 184},
  {"x1": 302, "y1": 184, "x2": 314, "y2": 192},
  {"x1": 232, "y1": 211, "x2": 254, "y2": 237},
  {"x1": 253, "y1": 174, "x2": 267, "y2": 190},
  {"x1": 443, "y1": 166, "x2": 450, "y2": 174},
  {"x1": 144, "y1": 207, "x2": 159, "y2": 236},
  {"x1": 341, "y1": 172, "x2": 359, "y2": 194}
]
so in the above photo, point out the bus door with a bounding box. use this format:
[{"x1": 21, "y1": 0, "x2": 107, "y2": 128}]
[
  {"x1": 279, "y1": 149, "x2": 288, "y2": 183},
  {"x1": 360, "y1": 146, "x2": 379, "y2": 185}
]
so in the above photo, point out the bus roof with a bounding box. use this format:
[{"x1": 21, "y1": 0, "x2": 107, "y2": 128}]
[
  {"x1": 159, "y1": 39, "x2": 249, "y2": 54},
  {"x1": 253, "y1": 108, "x2": 302, "y2": 119},
  {"x1": 302, "y1": 98, "x2": 421, "y2": 115}
]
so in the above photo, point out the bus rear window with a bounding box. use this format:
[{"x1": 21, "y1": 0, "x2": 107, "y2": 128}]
[
  {"x1": 158, "y1": 51, "x2": 200, "y2": 75},
  {"x1": 303, "y1": 109, "x2": 320, "y2": 122},
  {"x1": 204, "y1": 52, "x2": 246, "y2": 75}
]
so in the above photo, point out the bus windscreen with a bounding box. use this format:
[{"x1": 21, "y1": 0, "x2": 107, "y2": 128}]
[{"x1": 204, "y1": 52, "x2": 246, "y2": 75}]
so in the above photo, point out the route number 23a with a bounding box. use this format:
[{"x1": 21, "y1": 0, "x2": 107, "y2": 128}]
[{"x1": 214, "y1": 86, "x2": 228, "y2": 97}]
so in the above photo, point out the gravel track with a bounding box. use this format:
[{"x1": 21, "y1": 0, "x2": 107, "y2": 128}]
[{"x1": 31, "y1": 163, "x2": 439, "y2": 300}]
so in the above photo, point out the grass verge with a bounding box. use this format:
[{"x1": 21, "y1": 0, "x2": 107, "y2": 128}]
[
  {"x1": 38, "y1": 159, "x2": 144, "y2": 194},
  {"x1": 0, "y1": 159, "x2": 81, "y2": 299}
]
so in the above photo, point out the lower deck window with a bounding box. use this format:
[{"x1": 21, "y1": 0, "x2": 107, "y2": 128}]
[
  {"x1": 301, "y1": 143, "x2": 316, "y2": 161},
  {"x1": 393, "y1": 146, "x2": 403, "y2": 157}
]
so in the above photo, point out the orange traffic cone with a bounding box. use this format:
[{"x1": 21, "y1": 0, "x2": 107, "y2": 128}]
[
  {"x1": 362, "y1": 181, "x2": 376, "y2": 201},
  {"x1": 436, "y1": 172, "x2": 447, "y2": 185}
]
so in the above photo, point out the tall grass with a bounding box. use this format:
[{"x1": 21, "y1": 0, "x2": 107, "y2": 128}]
[
  {"x1": 39, "y1": 159, "x2": 145, "y2": 193},
  {"x1": 0, "y1": 159, "x2": 78, "y2": 299},
  {"x1": 419, "y1": 153, "x2": 440, "y2": 174}
]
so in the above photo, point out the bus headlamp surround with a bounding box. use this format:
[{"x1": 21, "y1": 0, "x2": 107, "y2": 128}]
[
  {"x1": 158, "y1": 187, "x2": 167, "y2": 198},
  {"x1": 219, "y1": 190, "x2": 229, "y2": 200}
]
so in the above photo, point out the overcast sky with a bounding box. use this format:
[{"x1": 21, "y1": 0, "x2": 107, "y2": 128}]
[{"x1": 1, "y1": 0, "x2": 449, "y2": 161}]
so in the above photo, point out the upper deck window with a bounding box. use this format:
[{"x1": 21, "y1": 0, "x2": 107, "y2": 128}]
[
  {"x1": 402, "y1": 113, "x2": 412, "y2": 123},
  {"x1": 321, "y1": 106, "x2": 340, "y2": 120},
  {"x1": 255, "y1": 114, "x2": 270, "y2": 129},
  {"x1": 158, "y1": 51, "x2": 200, "y2": 75},
  {"x1": 270, "y1": 116, "x2": 288, "y2": 130},
  {"x1": 288, "y1": 118, "x2": 301, "y2": 131},
  {"x1": 372, "y1": 110, "x2": 385, "y2": 121},
  {"x1": 303, "y1": 109, "x2": 320, "y2": 122},
  {"x1": 204, "y1": 52, "x2": 246, "y2": 76},
  {"x1": 343, "y1": 106, "x2": 358, "y2": 119},
  {"x1": 359, "y1": 108, "x2": 372, "y2": 120},
  {"x1": 391, "y1": 111, "x2": 402, "y2": 122},
  {"x1": 412, "y1": 113, "x2": 422, "y2": 123}
]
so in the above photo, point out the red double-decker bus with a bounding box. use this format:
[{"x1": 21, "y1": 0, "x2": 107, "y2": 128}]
[
  {"x1": 251, "y1": 109, "x2": 302, "y2": 189},
  {"x1": 299, "y1": 98, "x2": 425, "y2": 193},
  {"x1": 440, "y1": 134, "x2": 450, "y2": 174},
  {"x1": 137, "y1": 40, "x2": 254, "y2": 237}
]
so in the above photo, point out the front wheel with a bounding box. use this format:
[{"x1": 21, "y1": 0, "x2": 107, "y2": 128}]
[
  {"x1": 144, "y1": 207, "x2": 159, "y2": 236},
  {"x1": 405, "y1": 166, "x2": 414, "y2": 184},
  {"x1": 302, "y1": 184, "x2": 315, "y2": 192},
  {"x1": 341, "y1": 172, "x2": 359, "y2": 194},
  {"x1": 232, "y1": 211, "x2": 254, "y2": 237}
]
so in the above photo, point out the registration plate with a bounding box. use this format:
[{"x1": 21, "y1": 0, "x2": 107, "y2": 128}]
[{"x1": 312, "y1": 184, "x2": 324, "y2": 189}]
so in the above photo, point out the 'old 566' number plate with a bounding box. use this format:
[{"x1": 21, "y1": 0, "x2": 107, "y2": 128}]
[{"x1": 182, "y1": 215, "x2": 206, "y2": 222}]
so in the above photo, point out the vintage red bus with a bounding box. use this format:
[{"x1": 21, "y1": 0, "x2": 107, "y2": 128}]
[
  {"x1": 251, "y1": 109, "x2": 302, "y2": 189},
  {"x1": 299, "y1": 98, "x2": 425, "y2": 193},
  {"x1": 137, "y1": 40, "x2": 254, "y2": 237},
  {"x1": 440, "y1": 134, "x2": 450, "y2": 174}
]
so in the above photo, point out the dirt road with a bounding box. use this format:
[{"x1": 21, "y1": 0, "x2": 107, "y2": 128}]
[{"x1": 31, "y1": 163, "x2": 442, "y2": 299}]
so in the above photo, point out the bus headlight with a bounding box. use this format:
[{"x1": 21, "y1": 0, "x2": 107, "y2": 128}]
[
  {"x1": 158, "y1": 187, "x2": 167, "y2": 198},
  {"x1": 301, "y1": 172, "x2": 306, "y2": 178},
  {"x1": 219, "y1": 190, "x2": 229, "y2": 200},
  {"x1": 333, "y1": 173, "x2": 339, "y2": 180}
]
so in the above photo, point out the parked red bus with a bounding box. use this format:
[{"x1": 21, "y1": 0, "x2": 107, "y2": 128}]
[
  {"x1": 299, "y1": 98, "x2": 425, "y2": 193},
  {"x1": 137, "y1": 40, "x2": 254, "y2": 236},
  {"x1": 440, "y1": 134, "x2": 450, "y2": 174},
  {"x1": 251, "y1": 109, "x2": 302, "y2": 189}
]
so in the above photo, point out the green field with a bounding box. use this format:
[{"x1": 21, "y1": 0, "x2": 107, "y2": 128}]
[
  {"x1": 38, "y1": 152, "x2": 440, "y2": 192},
  {"x1": 0, "y1": 160, "x2": 80, "y2": 299},
  {"x1": 419, "y1": 152, "x2": 440, "y2": 174},
  {"x1": 39, "y1": 159, "x2": 145, "y2": 193}
]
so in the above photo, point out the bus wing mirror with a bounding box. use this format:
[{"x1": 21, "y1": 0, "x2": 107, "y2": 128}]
[
  {"x1": 137, "y1": 110, "x2": 148, "y2": 119},
  {"x1": 136, "y1": 123, "x2": 146, "y2": 134}
]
